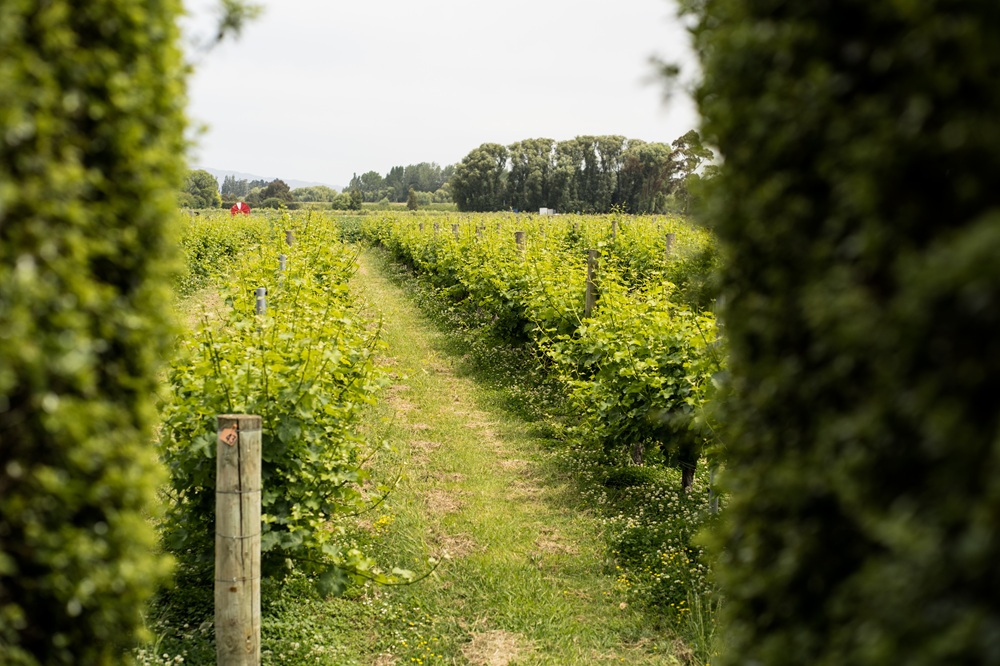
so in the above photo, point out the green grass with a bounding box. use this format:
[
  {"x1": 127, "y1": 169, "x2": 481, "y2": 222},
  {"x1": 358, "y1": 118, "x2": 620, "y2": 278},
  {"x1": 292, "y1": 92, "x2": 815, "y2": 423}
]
[{"x1": 342, "y1": 246, "x2": 685, "y2": 664}]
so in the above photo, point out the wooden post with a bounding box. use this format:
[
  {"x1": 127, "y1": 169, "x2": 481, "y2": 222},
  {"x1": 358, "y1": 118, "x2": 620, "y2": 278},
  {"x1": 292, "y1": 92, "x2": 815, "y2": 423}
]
[
  {"x1": 215, "y1": 414, "x2": 262, "y2": 666},
  {"x1": 585, "y1": 249, "x2": 600, "y2": 317},
  {"x1": 433, "y1": 222, "x2": 440, "y2": 236},
  {"x1": 419, "y1": 222, "x2": 424, "y2": 232},
  {"x1": 709, "y1": 466, "x2": 719, "y2": 515},
  {"x1": 285, "y1": 230, "x2": 294, "y2": 246},
  {"x1": 255, "y1": 288, "x2": 266, "y2": 315},
  {"x1": 278, "y1": 254, "x2": 287, "y2": 273},
  {"x1": 451, "y1": 223, "x2": 460, "y2": 239},
  {"x1": 476, "y1": 225, "x2": 484, "y2": 240},
  {"x1": 611, "y1": 219, "x2": 618, "y2": 241},
  {"x1": 665, "y1": 232, "x2": 676, "y2": 260},
  {"x1": 514, "y1": 231, "x2": 526, "y2": 251}
]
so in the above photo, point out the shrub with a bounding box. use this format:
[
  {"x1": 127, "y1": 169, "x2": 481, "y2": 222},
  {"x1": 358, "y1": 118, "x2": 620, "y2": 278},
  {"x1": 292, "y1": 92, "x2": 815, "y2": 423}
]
[
  {"x1": 685, "y1": 1, "x2": 1000, "y2": 663},
  {"x1": 0, "y1": 0, "x2": 185, "y2": 662}
]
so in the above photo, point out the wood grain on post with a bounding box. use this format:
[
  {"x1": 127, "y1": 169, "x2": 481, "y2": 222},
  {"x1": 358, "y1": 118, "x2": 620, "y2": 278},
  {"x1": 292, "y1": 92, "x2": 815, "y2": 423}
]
[
  {"x1": 585, "y1": 249, "x2": 600, "y2": 318},
  {"x1": 514, "y1": 231, "x2": 526, "y2": 252},
  {"x1": 216, "y1": 414, "x2": 262, "y2": 666}
]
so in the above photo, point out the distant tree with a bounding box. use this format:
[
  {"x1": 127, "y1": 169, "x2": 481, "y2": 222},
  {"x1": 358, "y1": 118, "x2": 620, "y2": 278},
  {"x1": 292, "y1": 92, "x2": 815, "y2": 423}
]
[
  {"x1": 183, "y1": 169, "x2": 222, "y2": 208},
  {"x1": 451, "y1": 143, "x2": 509, "y2": 212},
  {"x1": 507, "y1": 138, "x2": 554, "y2": 212},
  {"x1": 384, "y1": 165, "x2": 405, "y2": 202},
  {"x1": 348, "y1": 188, "x2": 363, "y2": 210},
  {"x1": 402, "y1": 162, "x2": 446, "y2": 194},
  {"x1": 221, "y1": 174, "x2": 250, "y2": 198},
  {"x1": 261, "y1": 178, "x2": 292, "y2": 202},
  {"x1": 432, "y1": 183, "x2": 453, "y2": 204},
  {"x1": 550, "y1": 139, "x2": 585, "y2": 213},
  {"x1": 292, "y1": 185, "x2": 338, "y2": 202},
  {"x1": 594, "y1": 135, "x2": 627, "y2": 209},
  {"x1": 406, "y1": 187, "x2": 419, "y2": 210},
  {"x1": 618, "y1": 141, "x2": 676, "y2": 214}
]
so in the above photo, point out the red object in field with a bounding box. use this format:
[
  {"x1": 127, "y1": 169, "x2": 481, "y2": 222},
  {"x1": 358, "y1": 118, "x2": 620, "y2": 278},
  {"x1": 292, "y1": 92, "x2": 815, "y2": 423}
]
[{"x1": 230, "y1": 201, "x2": 251, "y2": 216}]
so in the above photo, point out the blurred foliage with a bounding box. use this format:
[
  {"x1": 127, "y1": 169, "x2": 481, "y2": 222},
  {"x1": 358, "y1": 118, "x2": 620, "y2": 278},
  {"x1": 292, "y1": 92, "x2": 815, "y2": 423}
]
[
  {"x1": 0, "y1": 0, "x2": 187, "y2": 662},
  {"x1": 683, "y1": 1, "x2": 1000, "y2": 663}
]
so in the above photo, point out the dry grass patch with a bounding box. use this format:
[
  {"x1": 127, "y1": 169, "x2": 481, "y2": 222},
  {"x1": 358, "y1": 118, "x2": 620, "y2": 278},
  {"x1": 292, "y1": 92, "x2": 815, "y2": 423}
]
[
  {"x1": 509, "y1": 480, "x2": 543, "y2": 499},
  {"x1": 407, "y1": 423, "x2": 433, "y2": 432},
  {"x1": 430, "y1": 528, "x2": 480, "y2": 558},
  {"x1": 425, "y1": 489, "x2": 463, "y2": 515},
  {"x1": 535, "y1": 527, "x2": 578, "y2": 556},
  {"x1": 386, "y1": 384, "x2": 416, "y2": 414},
  {"x1": 409, "y1": 439, "x2": 441, "y2": 452},
  {"x1": 461, "y1": 630, "x2": 534, "y2": 666}
]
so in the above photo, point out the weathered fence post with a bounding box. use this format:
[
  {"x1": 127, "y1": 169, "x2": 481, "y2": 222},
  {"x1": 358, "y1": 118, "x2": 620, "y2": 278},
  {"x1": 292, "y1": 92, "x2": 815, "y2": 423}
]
[
  {"x1": 709, "y1": 467, "x2": 720, "y2": 515},
  {"x1": 476, "y1": 225, "x2": 484, "y2": 240},
  {"x1": 452, "y1": 223, "x2": 460, "y2": 239},
  {"x1": 285, "y1": 230, "x2": 294, "y2": 246},
  {"x1": 255, "y1": 288, "x2": 266, "y2": 315},
  {"x1": 433, "y1": 222, "x2": 440, "y2": 236},
  {"x1": 419, "y1": 222, "x2": 424, "y2": 232},
  {"x1": 665, "y1": 232, "x2": 676, "y2": 260},
  {"x1": 278, "y1": 254, "x2": 287, "y2": 273},
  {"x1": 216, "y1": 414, "x2": 263, "y2": 666},
  {"x1": 585, "y1": 249, "x2": 600, "y2": 317},
  {"x1": 611, "y1": 219, "x2": 618, "y2": 241},
  {"x1": 514, "y1": 231, "x2": 526, "y2": 252}
]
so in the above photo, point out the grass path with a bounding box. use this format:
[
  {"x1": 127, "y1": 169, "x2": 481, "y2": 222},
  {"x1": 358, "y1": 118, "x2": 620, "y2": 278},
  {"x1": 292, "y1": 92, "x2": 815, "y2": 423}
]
[{"x1": 337, "y1": 247, "x2": 678, "y2": 665}]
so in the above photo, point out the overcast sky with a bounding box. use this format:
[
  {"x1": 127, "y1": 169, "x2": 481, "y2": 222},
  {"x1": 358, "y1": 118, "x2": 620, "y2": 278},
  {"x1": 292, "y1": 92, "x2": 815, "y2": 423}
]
[{"x1": 182, "y1": 0, "x2": 700, "y2": 189}]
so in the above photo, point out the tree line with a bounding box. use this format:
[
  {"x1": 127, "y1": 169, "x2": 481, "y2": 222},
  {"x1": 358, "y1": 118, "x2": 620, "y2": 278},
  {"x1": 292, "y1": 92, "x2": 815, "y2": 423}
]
[
  {"x1": 450, "y1": 131, "x2": 713, "y2": 214},
  {"x1": 347, "y1": 162, "x2": 455, "y2": 205}
]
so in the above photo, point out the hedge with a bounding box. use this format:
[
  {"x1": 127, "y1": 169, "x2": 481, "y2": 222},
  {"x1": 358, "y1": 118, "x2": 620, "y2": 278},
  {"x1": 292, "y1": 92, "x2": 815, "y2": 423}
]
[
  {"x1": 685, "y1": 1, "x2": 1000, "y2": 663},
  {"x1": 0, "y1": 1, "x2": 187, "y2": 662}
]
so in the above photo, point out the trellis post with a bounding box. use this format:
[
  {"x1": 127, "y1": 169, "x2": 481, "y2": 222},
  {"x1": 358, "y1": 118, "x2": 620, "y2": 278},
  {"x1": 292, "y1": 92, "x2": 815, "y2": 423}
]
[{"x1": 215, "y1": 414, "x2": 262, "y2": 666}]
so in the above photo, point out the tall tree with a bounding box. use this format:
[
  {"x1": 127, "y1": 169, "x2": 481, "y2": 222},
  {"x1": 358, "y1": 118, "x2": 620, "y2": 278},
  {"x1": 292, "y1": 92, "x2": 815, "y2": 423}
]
[
  {"x1": 683, "y1": 0, "x2": 1000, "y2": 664},
  {"x1": 507, "y1": 138, "x2": 554, "y2": 212},
  {"x1": 384, "y1": 165, "x2": 405, "y2": 202},
  {"x1": 451, "y1": 143, "x2": 509, "y2": 212},
  {"x1": 550, "y1": 138, "x2": 585, "y2": 213},
  {"x1": 221, "y1": 174, "x2": 249, "y2": 198},
  {"x1": 292, "y1": 185, "x2": 338, "y2": 202},
  {"x1": 0, "y1": 0, "x2": 184, "y2": 661},
  {"x1": 183, "y1": 169, "x2": 222, "y2": 208},
  {"x1": 617, "y1": 141, "x2": 675, "y2": 214},
  {"x1": 261, "y1": 178, "x2": 292, "y2": 202}
]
